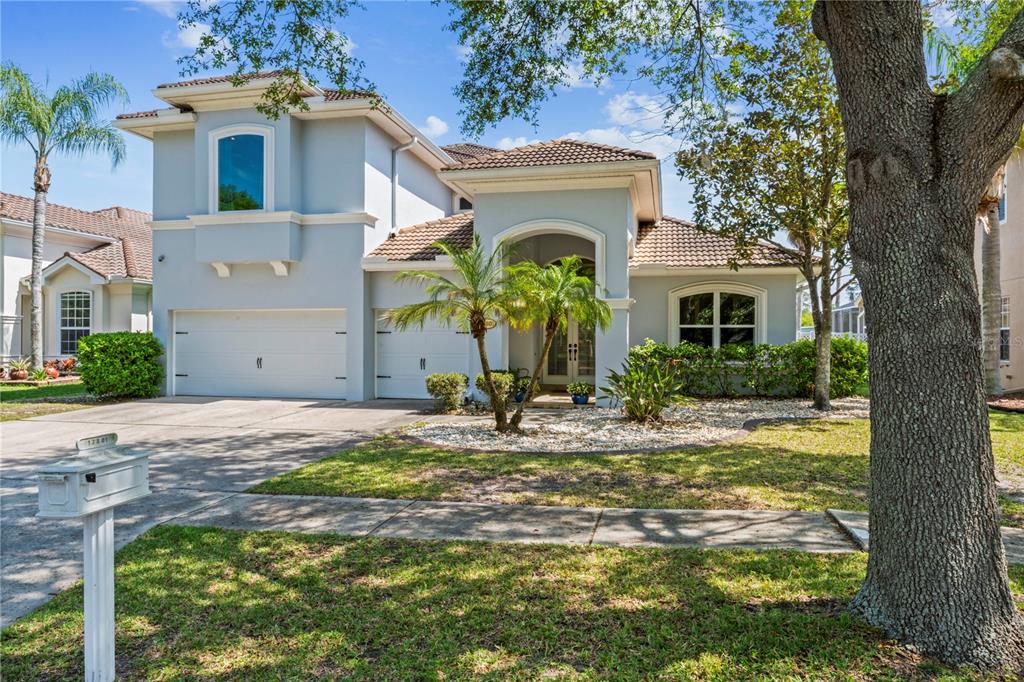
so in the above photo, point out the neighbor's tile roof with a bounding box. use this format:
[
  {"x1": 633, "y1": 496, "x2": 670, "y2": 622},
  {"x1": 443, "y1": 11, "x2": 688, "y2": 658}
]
[
  {"x1": 367, "y1": 212, "x2": 797, "y2": 268},
  {"x1": 442, "y1": 139, "x2": 656, "y2": 171},
  {"x1": 367, "y1": 213, "x2": 474, "y2": 261},
  {"x1": 0, "y1": 192, "x2": 152, "y2": 280},
  {"x1": 441, "y1": 142, "x2": 501, "y2": 163},
  {"x1": 115, "y1": 109, "x2": 161, "y2": 120},
  {"x1": 632, "y1": 216, "x2": 800, "y2": 268}
]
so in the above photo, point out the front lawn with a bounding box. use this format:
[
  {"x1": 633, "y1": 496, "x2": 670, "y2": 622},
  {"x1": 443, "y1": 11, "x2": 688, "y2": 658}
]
[
  {"x1": 4, "y1": 525, "x2": 1021, "y2": 680},
  {"x1": 0, "y1": 381, "x2": 92, "y2": 421},
  {"x1": 253, "y1": 412, "x2": 1024, "y2": 519}
]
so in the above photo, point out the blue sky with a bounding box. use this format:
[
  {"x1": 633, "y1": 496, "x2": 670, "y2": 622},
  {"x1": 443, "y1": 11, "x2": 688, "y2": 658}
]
[{"x1": 0, "y1": 0, "x2": 693, "y2": 217}]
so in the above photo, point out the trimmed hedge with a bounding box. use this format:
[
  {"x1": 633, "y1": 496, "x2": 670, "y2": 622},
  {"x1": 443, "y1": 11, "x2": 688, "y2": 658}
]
[
  {"x1": 627, "y1": 337, "x2": 867, "y2": 399},
  {"x1": 77, "y1": 332, "x2": 165, "y2": 398},
  {"x1": 475, "y1": 371, "x2": 516, "y2": 404},
  {"x1": 425, "y1": 373, "x2": 468, "y2": 413}
]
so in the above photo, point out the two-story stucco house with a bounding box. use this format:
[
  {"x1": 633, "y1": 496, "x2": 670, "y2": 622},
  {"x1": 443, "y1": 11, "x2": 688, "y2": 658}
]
[
  {"x1": 115, "y1": 73, "x2": 802, "y2": 401},
  {"x1": 0, "y1": 193, "x2": 153, "y2": 362}
]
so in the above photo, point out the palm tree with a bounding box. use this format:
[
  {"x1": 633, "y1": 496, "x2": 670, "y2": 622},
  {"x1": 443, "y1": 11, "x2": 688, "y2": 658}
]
[
  {"x1": 0, "y1": 65, "x2": 127, "y2": 368},
  {"x1": 505, "y1": 256, "x2": 612, "y2": 430},
  {"x1": 387, "y1": 236, "x2": 519, "y2": 432}
]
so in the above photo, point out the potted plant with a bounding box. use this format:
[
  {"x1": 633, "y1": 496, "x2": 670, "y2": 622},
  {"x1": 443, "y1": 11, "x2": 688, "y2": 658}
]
[
  {"x1": 7, "y1": 358, "x2": 30, "y2": 381},
  {"x1": 30, "y1": 367, "x2": 49, "y2": 383},
  {"x1": 566, "y1": 381, "x2": 593, "y2": 405},
  {"x1": 43, "y1": 359, "x2": 60, "y2": 379},
  {"x1": 60, "y1": 357, "x2": 77, "y2": 374}
]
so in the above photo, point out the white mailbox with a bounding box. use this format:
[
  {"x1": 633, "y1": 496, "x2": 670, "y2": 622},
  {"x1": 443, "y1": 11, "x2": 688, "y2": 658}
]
[
  {"x1": 36, "y1": 432, "x2": 151, "y2": 682},
  {"x1": 37, "y1": 433, "x2": 150, "y2": 518}
]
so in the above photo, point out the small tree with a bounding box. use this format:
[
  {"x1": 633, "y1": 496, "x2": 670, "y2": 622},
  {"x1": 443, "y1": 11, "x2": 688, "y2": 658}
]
[
  {"x1": 677, "y1": 0, "x2": 849, "y2": 411},
  {"x1": 505, "y1": 256, "x2": 612, "y2": 430},
  {"x1": 0, "y1": 65, "x2": 127, "y2": 369},
  {"x1": 387, "y1": 237, "x2": 518, "y2": 432}
]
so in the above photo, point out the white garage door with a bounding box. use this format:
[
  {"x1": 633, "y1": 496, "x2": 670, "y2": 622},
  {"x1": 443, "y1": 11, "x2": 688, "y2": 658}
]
[
  {"x1": 376, "y1": 312, "x2": 472, "y2": 399},
  {"x1": 173, "y1": 309, "x2": 347, "y2": 399}
]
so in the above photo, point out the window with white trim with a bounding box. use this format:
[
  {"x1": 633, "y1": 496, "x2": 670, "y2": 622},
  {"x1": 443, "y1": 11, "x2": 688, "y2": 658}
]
[
  {"x1": 60, "y1": 291, "x2": 91, "y2": 354},
  {"x1": 670, "y1": 284, "x2": 764, "y2": 347},
  {"x1": 209, "y1": 125, "x2": 273, "y2": 213},
  {"x1": 1000, "y1": 296, "x2": 1011, "y2": 363}
]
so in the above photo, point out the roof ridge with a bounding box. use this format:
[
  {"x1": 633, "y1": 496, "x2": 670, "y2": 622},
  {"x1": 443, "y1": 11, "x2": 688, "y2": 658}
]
[
  {"x1": 156, "y1": 70, "x2": 286, "y2": 89},
  {"x1": 0, "y1": 191, "x2": 150, "y2": 225}
]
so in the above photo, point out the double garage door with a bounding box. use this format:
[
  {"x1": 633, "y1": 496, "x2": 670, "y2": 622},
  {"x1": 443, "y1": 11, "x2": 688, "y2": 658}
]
[
  {"x1": 375, "y1": 313, "x2": 472, "y2": 399},
  {"x1": 173, "y1": 309, "x2": 347, "y2": 399}
]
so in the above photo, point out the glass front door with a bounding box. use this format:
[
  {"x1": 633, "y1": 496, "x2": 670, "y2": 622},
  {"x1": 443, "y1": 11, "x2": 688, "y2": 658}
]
[{"x1": 543, "y1": 315, "x2": 596, "y2": 385}]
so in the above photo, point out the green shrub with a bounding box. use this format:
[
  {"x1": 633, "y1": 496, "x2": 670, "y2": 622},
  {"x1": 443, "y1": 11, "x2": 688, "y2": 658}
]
[
  {"x1": 77, "y1": 332, "x2": 164, "y2": 398},
  {"x1": 601, "y1": 356, "x2": 688, "y2": 422},
  {"x1": 566, "y1": 381, "x2": 593, "y2": 397},
  {"x1": 475, "y1": 371, "x2": 515, "y2": 404},
  {"x1": 827, "y1": 336, "x2": 869, "y2": 398},
  {"x1": 425, "y1": 373, "x2": 468, "y2": 413}
]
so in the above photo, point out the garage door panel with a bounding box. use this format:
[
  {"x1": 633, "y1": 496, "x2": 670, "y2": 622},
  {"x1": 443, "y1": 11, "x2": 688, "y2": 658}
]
[
  {"x1": 375, "y1": 311, "x2": 471, "y2": 399},
  {"x1": 174, "y1": 310, "x2": 346, "y2": 399}
]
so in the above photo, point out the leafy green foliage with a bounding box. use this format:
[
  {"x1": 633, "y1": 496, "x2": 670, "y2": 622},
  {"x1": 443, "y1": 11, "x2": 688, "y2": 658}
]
[
  {"x1": 566, "y1": 381, "x2": 593, "y2": 397},
  {"x1": 217, "y1": 184, "x2": 261, "y2": 211},
  {"x1": 29, "y1": 367, "x2": 48, "y2": 382},
  {"x1": 424, "y1": 373, "x2": 468, "y2": 413},
  {"x1": 76, "y1": 333, "x2": 164, "y2": 399},
  {"x1": 176, "y1": 0, "x2": 372, "y2": 119},
  {"x1": 601, "y1": 356, "x2": 689, "y2": 423},
  {"x1": 475, "y1": 371, "x2": 515, "y2": 404},
  {"x1": 6, "y1": 357, "x2": 30, "y2": 372}
]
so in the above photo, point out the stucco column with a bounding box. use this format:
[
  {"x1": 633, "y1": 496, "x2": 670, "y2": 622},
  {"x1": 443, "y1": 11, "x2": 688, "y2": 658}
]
[
  {"x1": 346, "y1": 271, "x2": 375, "y2": 401},
  {"x1": 595, "y1": 305, "x2": 629, "y2": 406}
]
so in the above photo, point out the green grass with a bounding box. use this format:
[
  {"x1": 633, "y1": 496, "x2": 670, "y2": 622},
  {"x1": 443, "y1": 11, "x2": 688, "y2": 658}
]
[
  {"x1": 252, "y1": 413, "x2": 1024, "y2": 521},
  {"x1": 0, "y1": 381, "x2": 86, "y2": 400},
  {"x1": 0, "y1": 381, "x2": 92, "y2": 421},
  {"x1": 5, "y1": 525, "x2": 1022, "y2": 680}
]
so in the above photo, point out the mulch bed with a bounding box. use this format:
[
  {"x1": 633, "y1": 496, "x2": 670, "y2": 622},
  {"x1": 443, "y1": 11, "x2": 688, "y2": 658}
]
[{"x1": 989, "y1": 395, "x2": 1024, "y2": 413}]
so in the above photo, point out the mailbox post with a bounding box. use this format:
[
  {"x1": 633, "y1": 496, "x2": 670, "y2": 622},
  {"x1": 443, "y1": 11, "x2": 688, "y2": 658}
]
[{"x1": 37, "y1": 433, "x2": 150, "y2": 682}]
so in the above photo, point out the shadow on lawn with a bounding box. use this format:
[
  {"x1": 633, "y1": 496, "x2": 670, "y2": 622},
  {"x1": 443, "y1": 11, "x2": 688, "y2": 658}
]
[{"x1": 2, "y1": 526, "x2": 948, "y2": 681}]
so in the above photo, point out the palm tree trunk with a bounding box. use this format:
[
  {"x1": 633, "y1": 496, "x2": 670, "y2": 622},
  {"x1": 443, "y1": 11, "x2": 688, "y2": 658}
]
[
  {"x1": 509, "y1": 320, "x2": 557, "y2": 430},
  {"x1": 475, "y1": 332, "x2": 508, "y2": 432},
  {"x1": 981, "y1": 199, "x2": 1003, "y2": 397},
  {"x1": 30, "y1": 162, "x2": 50, "y2": 369}
]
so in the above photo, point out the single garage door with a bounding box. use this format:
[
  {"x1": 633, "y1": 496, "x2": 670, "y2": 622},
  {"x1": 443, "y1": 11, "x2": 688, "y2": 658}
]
[
  {"x1": 173, "y1": 309, "x2": 347, "y2": 399},
  {"x1": 376, "y1": 312, "x2": 472, "y2": 399}
]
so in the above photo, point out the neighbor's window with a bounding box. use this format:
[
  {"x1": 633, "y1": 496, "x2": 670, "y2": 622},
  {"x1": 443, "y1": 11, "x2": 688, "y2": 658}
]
[
  {"x1": 217, "y1": 133, "x2": 265, "y2": 211},
  {"x1": 60, "y1": 291, "x2": 91, "y2": 354},
  {"x1": 1001, "y1": 296, "x2": 1011, "y2": 363},
  {"x1": 674, "y1": 286, "x2": 761, "y2": 348}
]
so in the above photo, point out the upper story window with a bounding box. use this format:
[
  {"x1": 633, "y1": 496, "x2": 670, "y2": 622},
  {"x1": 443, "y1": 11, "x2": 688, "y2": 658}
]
[
  {"x1": 669, "y1": 283, "x2": 766, "y2": 348},
  {"x1": 209, "y1": 125, "x2": 274, "y2": 213},
  {"x1": 60, "y1": 291, "x2": 91, "y2": 355}
]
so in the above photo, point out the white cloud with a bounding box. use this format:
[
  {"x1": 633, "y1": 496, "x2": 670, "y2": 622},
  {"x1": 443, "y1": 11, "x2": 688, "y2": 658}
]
[
  {"x1": 450, "y1": 44, "x2": 472, "y2": 63},
  {"x1": 562, "y1": 62, "x2": 594, "y2": 89},
  {"x1": 420, "y1": 115, "x2": 450, "y2": 139},
  {"x1": 137, "y1": 0, "x2": 181, "y2": 18},
  {"x1": 496, "y1": 136, "x2": 541, "y2": 150},
  {"x1": 604, "y1": 93, "x2": 667, "y2": 132},
  {"x1": 562, "y1": 127, "x2": 679, "y2": 160},
  {"x1": 162, "y1": 22, "x2": 210, "y2": 50}
]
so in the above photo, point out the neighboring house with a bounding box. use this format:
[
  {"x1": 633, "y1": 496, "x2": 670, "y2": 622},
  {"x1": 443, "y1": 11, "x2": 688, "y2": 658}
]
[
  {"x1": 0, "y1": 193, "x2": 153, "y2": 362},
  {"x1": 975, "y1": 150, "x2": 1023, "y2": 393},
  {"x1": 115, "y1": 72, "x2": 802, "y2": 401}
]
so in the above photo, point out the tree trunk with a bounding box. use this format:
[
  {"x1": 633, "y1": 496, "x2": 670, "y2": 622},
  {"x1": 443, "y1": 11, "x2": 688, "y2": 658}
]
[
  {"x1": 30, "y1": 161, "x2": 50, "y2": 370},
  {"x1": 812, "y1": 246, "x2": 833, "y2": 411},
  {"x1": 474, "y1": 331, "x2": 508, "y2": 432},
  {"x1": 814, "y1": 1, "x2": 1024, "y2": 669},
  {"x1": 509, "y1": 319, "x2": 558, "y2": 430},
  {"x1": 981, "y1": 194, "x2": 1004, "y2": 397}
]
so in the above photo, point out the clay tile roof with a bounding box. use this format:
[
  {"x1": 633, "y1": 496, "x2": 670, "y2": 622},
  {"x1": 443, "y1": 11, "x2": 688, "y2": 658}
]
[
  {"x1": 442, "y1": 138, "x2": 656, "y2": 171},
  {"x1": 156, "y1": 70, "x2": 286, "y2": 89},
  {"x1": 441, "y1": 142, "x2": 501, "y2": 163},
  {"x1": 0, "y1": 192, "x2": 152, "y2": 280},
  {"x1": 630, "y1": 216, "x2": 799, "y2": 268},
  {"x1": 321, "y1": 88, "x2": 376, "y2": 101},
  {"x1": 115, "y1": 109, "x2": 161, "y2": 120},
  {"x1": 367, "y1": 212, "x2": 475, "y2": 261}
]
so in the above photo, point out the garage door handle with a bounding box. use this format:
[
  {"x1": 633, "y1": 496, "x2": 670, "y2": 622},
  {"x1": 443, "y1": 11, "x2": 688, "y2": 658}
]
[
  {"x1": 377, "y1": 375, "x2": 391, "y2": 379},
  {"x1": 257, "y1": 357, "x2": 262, "y2": 369},
  {"x1": 420, "y1": 358, "x2": 426, "y2": 370}
]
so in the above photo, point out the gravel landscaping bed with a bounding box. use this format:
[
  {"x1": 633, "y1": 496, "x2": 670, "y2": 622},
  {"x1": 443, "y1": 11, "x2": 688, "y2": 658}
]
[{"x1": 407, "y1": 397, "x2": 870, "y2": 453}]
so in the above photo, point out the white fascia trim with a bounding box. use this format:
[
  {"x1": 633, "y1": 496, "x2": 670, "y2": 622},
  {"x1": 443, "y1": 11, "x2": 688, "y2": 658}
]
[
  {"x1": 1, "y1": 218, "x2": 118, "y2": 246},
  {"x1": 629, "y1": 265, "x2": 805, "y2": 277},
  {"x1": 154, "y1": 211, "x2": 379, "y2": 229},
  {"x1": 112, "y1": 111, "x2": 197, "y2": 140},
  {"x1": 208, "y1": 124, "x2": 275, "y2": 214},
  {"x1": 35, "y1": 256, "x2": 108, "y2": 284},
  {"x1": 362, "y1": 256, "x2": 456, "y2": 271},
  {"x1": 442, "y1": 159, "x2": 660, "y2": 183},
  {"x1": 107, "y1": 276, "x2": 153, "y2": 286}
]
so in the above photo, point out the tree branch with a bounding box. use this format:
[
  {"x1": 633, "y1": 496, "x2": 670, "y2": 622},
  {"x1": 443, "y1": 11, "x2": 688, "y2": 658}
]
[{"x1": 941, "y1": 7, "x2": 1024, "y2": 204}]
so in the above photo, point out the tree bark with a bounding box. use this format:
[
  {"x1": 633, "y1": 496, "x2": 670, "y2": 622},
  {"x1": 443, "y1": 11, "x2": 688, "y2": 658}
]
[
  {"x1": 30, "y1": 160, "x2": 50, "y2": 370},
  {"x1": 474, "y1": 329, "x2": 508, "y2": 432},
  {"x1": 813, "y1": 245, "x2": 833, "y2": 411},
  {"x1": 980, "y1": 173, "x2": 1004, "y2": 397},
  {"x1": 814, "y1": 0, "x2": 1024, "y2": 670},
  {"x1": 509, "y1": 318, "x2": 558, "y2": 430}
]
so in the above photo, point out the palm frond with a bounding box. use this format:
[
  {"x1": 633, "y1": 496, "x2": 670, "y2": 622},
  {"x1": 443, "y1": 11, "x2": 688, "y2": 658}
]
[{"x1": 53, "y1": 123, "x2": 126, "y2": 166}]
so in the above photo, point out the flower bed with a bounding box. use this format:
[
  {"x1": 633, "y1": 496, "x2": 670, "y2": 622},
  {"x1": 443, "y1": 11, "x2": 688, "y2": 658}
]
[{"x1": 407, "y1": 397, "x2": 870, "y2": 453}]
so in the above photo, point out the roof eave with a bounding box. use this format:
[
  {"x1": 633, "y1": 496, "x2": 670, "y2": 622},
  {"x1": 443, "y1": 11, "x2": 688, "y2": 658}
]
[{"x1": 113, "y1": 110, "x2": 197, "y2": 140}]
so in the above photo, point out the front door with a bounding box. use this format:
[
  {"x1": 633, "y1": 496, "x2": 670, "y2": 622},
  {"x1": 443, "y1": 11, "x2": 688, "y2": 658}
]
[{"x1": 543, "y1": 316, "x2": 596, "y2": 386}]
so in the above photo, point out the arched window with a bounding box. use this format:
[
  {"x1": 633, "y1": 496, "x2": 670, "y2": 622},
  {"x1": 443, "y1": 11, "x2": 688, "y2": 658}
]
[
  {"x1": 60, "y1": 291, "x2": 91, "y2": 354},
  {"x1": 209, "y1": 125, "x2": 273, "y2": 213},
  {"x1": 669, "y1": 283, "x2": 766, "y2": 347}
]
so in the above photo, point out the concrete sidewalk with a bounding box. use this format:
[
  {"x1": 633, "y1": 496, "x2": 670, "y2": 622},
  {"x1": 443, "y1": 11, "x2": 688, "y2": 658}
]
[{"x1": 167, "y1": 493, "x2": 859, "y2": 553}]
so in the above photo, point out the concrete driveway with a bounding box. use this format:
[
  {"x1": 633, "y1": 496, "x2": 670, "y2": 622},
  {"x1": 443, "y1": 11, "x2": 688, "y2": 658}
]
[{"x1": 0, "y1": 396, "x2": 431, "y2": 627}]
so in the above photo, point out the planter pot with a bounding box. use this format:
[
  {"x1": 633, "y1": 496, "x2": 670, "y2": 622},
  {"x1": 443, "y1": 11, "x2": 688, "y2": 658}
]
[
  {"x1": 514, "y1": 391, "x2": 526, "y2": 403},
  {"x1": 9, "y1": 369, "x2": 28, "y2": 381},
  {"x1": 45, "y1": 367, "x2": 59, "y2": 379},
  {"x1": 571, "y1": 394, "x2": 589, "y2": 405}
]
